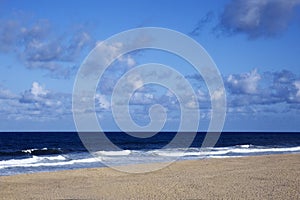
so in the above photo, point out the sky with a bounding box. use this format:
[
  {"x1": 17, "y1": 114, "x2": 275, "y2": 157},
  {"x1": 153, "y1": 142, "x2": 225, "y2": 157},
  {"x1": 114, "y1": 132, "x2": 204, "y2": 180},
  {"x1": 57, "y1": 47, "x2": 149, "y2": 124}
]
[{"x1": 0, "y1": 0, "x2": 300, "y2": 131}]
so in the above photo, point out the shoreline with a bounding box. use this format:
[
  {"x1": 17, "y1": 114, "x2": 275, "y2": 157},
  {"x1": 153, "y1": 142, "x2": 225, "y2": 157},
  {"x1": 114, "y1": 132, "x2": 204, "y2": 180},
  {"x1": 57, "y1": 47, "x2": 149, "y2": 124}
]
[{"x1": 1, "y1": 153, "x2": 300, "y2": 199}]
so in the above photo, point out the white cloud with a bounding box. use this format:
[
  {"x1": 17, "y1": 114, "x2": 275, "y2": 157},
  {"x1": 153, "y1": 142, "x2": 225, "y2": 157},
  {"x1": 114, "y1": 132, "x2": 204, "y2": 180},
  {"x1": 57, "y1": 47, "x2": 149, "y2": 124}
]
[
  {"x1": 95, "y1": 94, "x2": 110, "y2": 110},
  {"x1": 127, "y1": 72, "x2": 144, "y2": 90},
  {"x1": 289, "y1": 80, "x2": 300, "y2": 102},
  {"x1": 19, "y1": 82, "x2": 67, "y2": 115},
  {"x1": 227, "y1": 69, "x2": 261, "y2": 94},
  {"x1": 84, "y1": 41, "x2": 137, "y2": 76},
  {"x1": 31, "y1": 82, "x2": 48, "y2": 97},
  {"x1": 0, "y1": 16, "x2": 93, "y2": 78},
  {"x1": 187, "y1": 69, "x2": 300, "y2": 115},
  {"x1": 126, "y1": 56, "x2": 136, "y2": 67},
  {"x1": 196, "y1": 89, "x2": 207, "y2": 101},
  {"x1": 131, "y1": 92, "x2": 154, "y2": 105},
  {"x1": 20, "y1": 82, "x2": 50, "y2": 104},
  {"x1": 0, "y1": 82, "x2": 71, "y2": 123},
  {"x1": 211, "y1": 88, "x2": 225, "y2": 101},
  {"x1": 294, "y1": 81, "x2": 300, "y2": 97},
  {"x1": 0, "y1": 87, "x2": 18, "y2": 99},
  {"x1": 185, "y1": 97, "x2": 198, "y2": 109},
  {"x1": 219, "y1": 0, "x2": 300, "y2": 38}
]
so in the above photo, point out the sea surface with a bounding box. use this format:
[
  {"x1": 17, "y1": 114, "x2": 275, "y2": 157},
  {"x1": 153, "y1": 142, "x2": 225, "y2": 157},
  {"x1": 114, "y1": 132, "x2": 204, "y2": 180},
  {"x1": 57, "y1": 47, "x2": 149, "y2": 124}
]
[{"x1": 1, "y1": 132, "x2": 300, "y2": 176}]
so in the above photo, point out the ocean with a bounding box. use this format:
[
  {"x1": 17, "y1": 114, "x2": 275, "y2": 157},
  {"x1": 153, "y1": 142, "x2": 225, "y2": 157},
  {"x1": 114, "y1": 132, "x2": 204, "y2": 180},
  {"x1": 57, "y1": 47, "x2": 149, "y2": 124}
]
[{"x1": 1, "y1": 132, "x2": 300, "y2": 176}]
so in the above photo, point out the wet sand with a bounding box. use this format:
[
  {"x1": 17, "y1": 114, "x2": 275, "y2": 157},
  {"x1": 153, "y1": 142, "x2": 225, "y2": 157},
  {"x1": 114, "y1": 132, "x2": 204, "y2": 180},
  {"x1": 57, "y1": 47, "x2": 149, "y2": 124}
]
[{"x1": 1, "y1": 154, "x2": 299, "y2": 199}]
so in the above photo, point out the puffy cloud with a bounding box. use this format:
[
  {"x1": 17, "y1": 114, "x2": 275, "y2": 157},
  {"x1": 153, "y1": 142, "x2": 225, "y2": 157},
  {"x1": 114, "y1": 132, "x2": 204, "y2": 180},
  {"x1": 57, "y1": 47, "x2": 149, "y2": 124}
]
[
  {"x1": 19, "y1": 82, "x2": 68, "y2": 117},
  {"x1": 31, "y1": 82, "x2": 48, "y2": 97},
  {"x1": 20, "y1": 29, "x2": 92, "y2": 77},
  {"x1": 20, "y1": 82, "x2": 49, "y2": 103},
  {"x1": 95, "y1": 94, "x2": 110, "y2": 110},
  {"x1": 226, "y1": 69, "x2": 261, "y2": 94},
  {"x1": 289, "y1": 80, "x2": 300, "y2": 102},
  {"x1": 44, "y1": 30, "x2": 91, "y2": 63},
  {"x1": 211, "y1": 88, "x2": 225, "y2": 101},
  {"x1": 218, "y1": 0, "x2": 300, "y2": 38},
  {"x1": 0, "y1": 16, "x2": 93, "y2": 78},
  {"x1": 84, "y1": 41, "x2": 136, "y2": 75},
  {"x1": 157, "y1": 90, "x2": 179, "y2": 109},
  {"x1": 23, "y1": 40, "x2": 63, "y2": 63},
  {"x1": 126, "y1": 72, "x2": 144, "y2": 91},
  {"x1": 130, "y1": 92, "x2": 154, "y2": 105},
  {"x1": 268, "y1": 70, "x2": 296, "y2": 101},
  {"x1": 225, "y1": 69, "x2": 300, "y2": 116},
  {"x1": 187, "y1": 69, "x2": 300, "y2": 116},
  {"x1": 294, "y1": 81, "x2": 300, "y2": 97},
  {"x1": 9, "y1": 82, "x2": 68, "y2": 121}
]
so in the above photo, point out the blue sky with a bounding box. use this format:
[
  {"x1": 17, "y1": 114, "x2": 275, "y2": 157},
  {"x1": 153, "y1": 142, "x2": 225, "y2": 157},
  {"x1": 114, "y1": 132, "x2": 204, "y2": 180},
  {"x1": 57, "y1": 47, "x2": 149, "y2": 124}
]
[{"x1": 0, "y1": 0, "x2": 300, "y2": 131}]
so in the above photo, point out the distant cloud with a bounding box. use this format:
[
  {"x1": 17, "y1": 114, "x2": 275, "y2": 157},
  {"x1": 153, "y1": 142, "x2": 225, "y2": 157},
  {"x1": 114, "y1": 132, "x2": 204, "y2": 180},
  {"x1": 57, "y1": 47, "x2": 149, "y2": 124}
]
[
  {"x1": 0, "y1": 69, "x2": 299, "y2": 123},
  {"x1": 18, "y1": 82, "x2": 66, "y2": 119},
  {"x1": 226, "y1": 69, "x2": 300, "y2": 111},
  {"x1": 131, "y1": 91, "x2": 154, "y2": 105},
  {"x1": 217, "y1": 0, "x2": 300, "y2": 38},
  {"x1": 95, "y1": 94, "x2": 110, "y2": 110},
  {"x1": 268, "y1": 70, "x2": 296, "y2": 101},
  {"x1": 0, "y1": 87, "x2": 18, "y2": 100},
  {"x1": 20, "y1": 82, "x2": 49, "y2": 104},
  {"x1": 0, "y1": 82, "x2": 70, "y2": 121},
  {"x1": 187, "y1": 69, "x2": 300, "y2": 115},
  {"x1": 226, "y1": 69, "x2": 261, "y2": 94},
  {"x1": 290, "y1": 80, "x2": 300, "y2": 102}
]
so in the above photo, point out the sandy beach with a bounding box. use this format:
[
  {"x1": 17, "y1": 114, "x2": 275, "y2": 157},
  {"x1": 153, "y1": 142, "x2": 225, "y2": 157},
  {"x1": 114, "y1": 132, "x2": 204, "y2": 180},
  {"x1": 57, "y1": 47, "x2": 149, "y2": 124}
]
[{"x1": 1, "y1": 154, "x2": 299, "y2": 199}]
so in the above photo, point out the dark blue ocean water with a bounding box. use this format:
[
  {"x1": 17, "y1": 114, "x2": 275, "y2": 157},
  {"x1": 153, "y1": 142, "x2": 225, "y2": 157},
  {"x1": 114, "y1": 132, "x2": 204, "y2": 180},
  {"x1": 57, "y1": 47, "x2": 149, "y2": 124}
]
[{"x1": 1, "y1": 132, "x2": 300, "y2": 176}]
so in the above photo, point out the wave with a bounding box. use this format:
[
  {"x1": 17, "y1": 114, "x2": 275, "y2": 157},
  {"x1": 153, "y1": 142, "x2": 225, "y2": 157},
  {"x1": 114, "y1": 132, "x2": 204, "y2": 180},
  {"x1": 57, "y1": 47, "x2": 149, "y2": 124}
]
[
  {"x1": 95, "y1": 150, "x2": 131, "y2": 156},
  {"x1": 230, "y1": 146, "x2": 300, "y2": 154},
  {"x1": 21, "y1": 148, "x2": 63, "y2": 155},
  {"x1": 150, "y1": 145, "x2": 300, "y2": 157},
  {"x1": 1, "y1": 145, "x2": 300, "y2": 175},
  {"x1": 0, "y1": 155, "x2": 99, "y2": 170},
  {"x1": 0, "y1": 148, "x2": 64, "y2": 157}
]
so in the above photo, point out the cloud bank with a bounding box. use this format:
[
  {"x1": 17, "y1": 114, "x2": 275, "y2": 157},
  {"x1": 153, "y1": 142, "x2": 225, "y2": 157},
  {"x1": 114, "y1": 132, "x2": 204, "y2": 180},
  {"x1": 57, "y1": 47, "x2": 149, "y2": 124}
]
[
  {"x1": 0, "y1": 82, "x2": 70, "y2": 121},
  {"x1": 0, "y1": 68, "x2": 299, "y2": 126}
]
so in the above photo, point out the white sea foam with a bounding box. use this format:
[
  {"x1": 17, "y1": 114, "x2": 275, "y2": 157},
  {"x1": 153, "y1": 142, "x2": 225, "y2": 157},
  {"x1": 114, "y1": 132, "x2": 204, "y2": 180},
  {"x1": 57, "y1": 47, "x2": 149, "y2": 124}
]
[
  {"x1": 239, "y1": 144, "x2": 251, "y2": 148},
  {"x1": 1, "y1": 145, "x2": 300, "y2": 172},
  {"x1": 0, "y1": 155, "x2": 99, "y2": 169},
  {"x1": 231, "y1": 146, "x2": 300, "y2": 153},
  {"x1": 21, "y1": 148, "x2": 39, "y2": 153},
  {"x1": 148, "y1": 145, "x2": 300, "y2": 157},
  {"x1": 44, "y1": 155, "x2": 67, "y2": 161},
  {"x1": 0, "y1": 156, "x2": 43, "y2": 166},
  {"x1": 95, "y1": 150, "x2": 131, "y2": 156}
]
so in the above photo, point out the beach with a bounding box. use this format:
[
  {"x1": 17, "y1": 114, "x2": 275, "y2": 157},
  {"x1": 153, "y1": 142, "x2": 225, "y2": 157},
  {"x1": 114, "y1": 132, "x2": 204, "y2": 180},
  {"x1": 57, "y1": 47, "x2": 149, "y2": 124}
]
[{"x1": 1, "y1": 154, "x2": 299, "y2": 199}]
